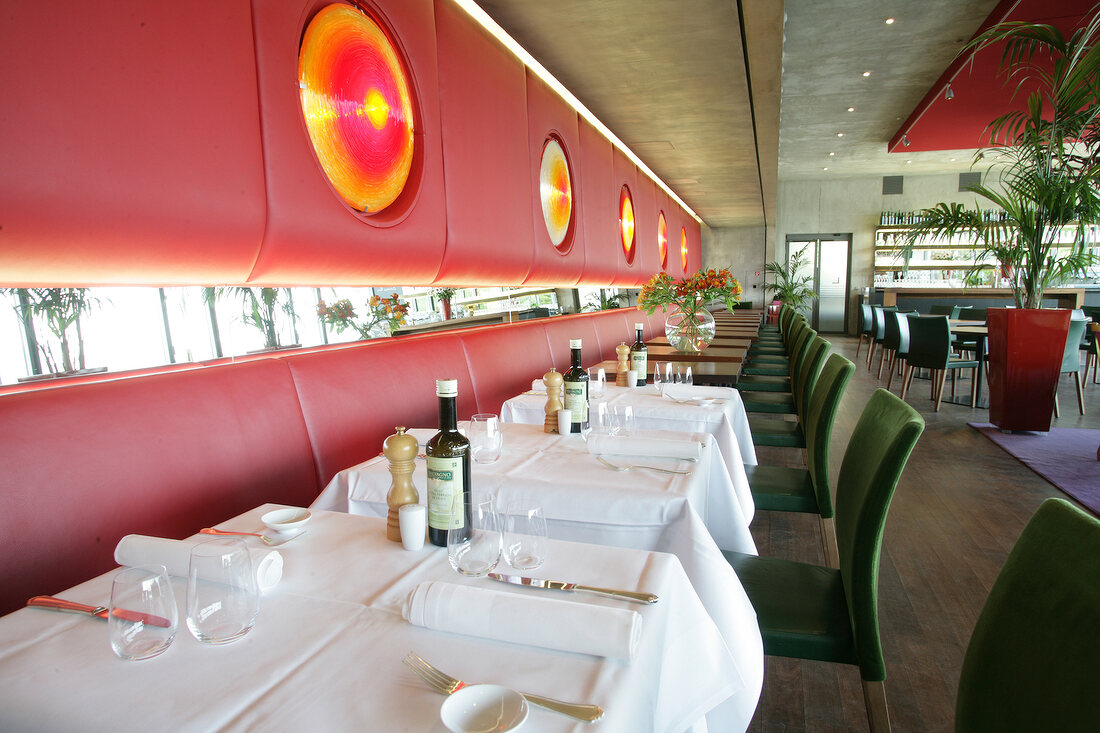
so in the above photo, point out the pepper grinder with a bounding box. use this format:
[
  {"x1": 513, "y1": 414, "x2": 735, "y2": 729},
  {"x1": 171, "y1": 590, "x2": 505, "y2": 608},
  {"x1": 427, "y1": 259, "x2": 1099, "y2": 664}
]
[
  {"x1": 543, "y1": 368, "x2": 563, "y2": 434},
  {"x1": 615, "y1": 342, "x2": 631, "y2": 386},
  {"x1": 384, "y1": 426, "x2": 419, "y2": 542}
]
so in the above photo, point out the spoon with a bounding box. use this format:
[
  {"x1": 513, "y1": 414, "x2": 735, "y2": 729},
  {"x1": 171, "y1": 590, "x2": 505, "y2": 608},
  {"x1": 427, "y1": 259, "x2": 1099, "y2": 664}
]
[
  {"x1": 595, "y1": 455, "x2": 693, "y2": 475},
  {"x1": 199, "y1": 527, "x2": 305, "y2": 546}
]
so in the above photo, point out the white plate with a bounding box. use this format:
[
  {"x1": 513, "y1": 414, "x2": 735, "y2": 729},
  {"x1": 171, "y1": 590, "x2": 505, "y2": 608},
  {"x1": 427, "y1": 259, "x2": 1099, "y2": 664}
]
[
  {"x1": 261, "y1": 508, "x2": 311, "y2": 534},
  {"x1": 440, "y1": 684, "x2": 528, "y2": 733}
]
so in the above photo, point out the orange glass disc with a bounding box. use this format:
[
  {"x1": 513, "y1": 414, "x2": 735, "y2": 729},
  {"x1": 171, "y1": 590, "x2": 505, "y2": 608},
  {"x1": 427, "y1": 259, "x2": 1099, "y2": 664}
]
[
  {"x1": 680, "y1": 227, "x2": 689, "y2": 270},
  {"x1": 657, "y1": 211, "x2": 668, "y2": 268},
  {"x1": 619, "y1": 185, "x2": 635, "y2": 262},
  {"x1": 539, "y1": 138, "x2": 573, "y2": 248},
  {"x1": 299, "y1": 4, "x2": 415, "y2": 214}
]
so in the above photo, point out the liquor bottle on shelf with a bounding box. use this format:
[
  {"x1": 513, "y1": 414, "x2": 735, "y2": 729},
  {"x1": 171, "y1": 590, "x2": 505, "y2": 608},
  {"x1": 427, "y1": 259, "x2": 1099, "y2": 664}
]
[
  {"x1": 629, "y1": 323, "x2": 647, "y2": 386},
  {"x1": 426, "y1": 378, "x2": 470, "y2": 547},
  {"x1": 561, "y1": 339, "x2": 589, "y2": 433}
]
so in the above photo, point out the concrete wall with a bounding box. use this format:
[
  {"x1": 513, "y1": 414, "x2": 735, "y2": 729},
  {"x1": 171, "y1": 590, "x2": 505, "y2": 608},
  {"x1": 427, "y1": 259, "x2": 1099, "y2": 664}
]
[{"x1": 702, "y1": 224, "x2": 774, "y2": 308}]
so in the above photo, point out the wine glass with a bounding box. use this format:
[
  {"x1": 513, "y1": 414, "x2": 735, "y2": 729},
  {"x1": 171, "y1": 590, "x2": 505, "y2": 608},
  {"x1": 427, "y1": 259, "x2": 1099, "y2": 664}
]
[
  {"x1": 469, "y1": 413, "x2": 503, "y2": 464},
  {"x1": 186, "y1": 537, "x2": 258, "y2": 645},
  {"x1": 447, "y1": 494, "x2": 502, "y2": 577},
  {"x1": 109, "y1": 564, "x2": 178, "y2": 661}
]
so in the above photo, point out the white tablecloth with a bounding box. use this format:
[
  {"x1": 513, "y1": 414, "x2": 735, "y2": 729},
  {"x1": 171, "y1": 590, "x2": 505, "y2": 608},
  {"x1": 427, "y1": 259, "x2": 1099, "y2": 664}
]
[{"x1": 0, "y1": 506, "x2": 762, "y2": 733}]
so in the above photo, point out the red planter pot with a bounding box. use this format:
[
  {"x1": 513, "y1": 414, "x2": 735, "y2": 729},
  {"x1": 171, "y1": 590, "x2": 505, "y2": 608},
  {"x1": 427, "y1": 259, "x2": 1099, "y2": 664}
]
[
  {"x1": 986, "y1": 308, "x2": 1070, "y2": 432},
  {"x1": 441, "y1": 299, "x2": 452, "y2": 320}
]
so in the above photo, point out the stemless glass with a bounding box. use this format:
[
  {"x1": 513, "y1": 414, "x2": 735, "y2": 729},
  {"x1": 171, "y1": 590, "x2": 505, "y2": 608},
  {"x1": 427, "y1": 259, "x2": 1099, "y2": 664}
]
[
  {"x1": 469, "y1": 413, "x2": 503, "y2": 464},
  {"x1": 684, "y1": 366, "x2": 694, "y2": 386},
  {"x1": 652, "y1": 362, "x2": 663, "y2": 391},
  {"x1": 588, "y1": 367, "x2": 606, "y2": 398},
  {"x1": 610, "y1": 404, "x2": 635, "y2": 437},
  {"x1": 447, "y1": 494, "x2": 502, "y2": 577},
  {"x1": 186, "y1": 537, "x2": 259, "y2": 645},
  {"x1": 502, "y1": 498, "x2": 548, "y2": 571},
  {"x1": 109, "y1": 564, "x2": 178, "y2": 661}
]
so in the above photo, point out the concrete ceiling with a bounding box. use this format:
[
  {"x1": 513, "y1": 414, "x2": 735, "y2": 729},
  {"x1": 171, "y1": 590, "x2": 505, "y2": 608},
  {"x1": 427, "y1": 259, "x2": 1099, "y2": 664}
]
[{"x1": 472, "y1": 0, "x2": 1003, "y2": 230}]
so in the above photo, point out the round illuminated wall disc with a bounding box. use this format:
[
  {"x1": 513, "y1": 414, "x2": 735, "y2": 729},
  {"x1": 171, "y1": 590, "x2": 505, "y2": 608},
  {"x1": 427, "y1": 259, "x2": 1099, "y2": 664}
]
[
  {"x1": 657, "y1": 211, "x2": 668, "y2": 268},
  {"x1": 539, "y1": 137, "x2": 573, "y2": 248},
  {"x1": 619, "y1": 185, "x2": 636, "y2": 262},
  {"x1": 680, "y1": 227, "x2": 689, "y2": 270},
  {"x1": 299, "y1": 4, "x2": 416, "y2": 214}
]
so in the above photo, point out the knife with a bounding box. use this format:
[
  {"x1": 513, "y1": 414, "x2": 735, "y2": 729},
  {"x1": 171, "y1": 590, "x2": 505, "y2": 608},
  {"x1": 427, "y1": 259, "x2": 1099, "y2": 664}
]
[
  {"x1": 27, "y1": 596, "x2": 174, "y2": 628},
  {"x1": 488, "y1": 573, "x2": 658, "y2": 604}
]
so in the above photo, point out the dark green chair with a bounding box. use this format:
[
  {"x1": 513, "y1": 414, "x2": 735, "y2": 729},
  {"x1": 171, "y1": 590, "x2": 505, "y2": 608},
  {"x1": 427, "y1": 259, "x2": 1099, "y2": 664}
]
[
  {"x1": 1052, "y1": 317, "x2": 1088, "y2": 417},
  {"x1": 746, "y1": 318, "x2": 808, "y2": 366},
  {"x1": 746, "y1": 353, "x2": 855, "y2": 567},
  {"x1": 866, "y1": 305, "x2": 896, "y2": 369},
  {"x1": 750, "y1": 311, "x2": 803, "y2": 356},
  {"x1": 748, "y1": 336, "x2": 840, "y2": 448},
  {"x1": 855, "y1": 303, "x2": 873, "y2": 360},
  {"x1": 884, "y1": 311, "x2": 913, "y2": 392},
  {"x1": 900, "y1": 315, "x2": 979, "y2": 411},
  {"x1": 956, "y1": 498, "x2": 1100, "y2": 732},
  {"x1": 742, "y1": 334, "x2": 829, "y2": 415},
  {"x1": 726, "y1": 389, "x2": 925, "y2": 733},
  {"x1": 739, "y1": 323, "x2": 813, "y2": 395},
  {"x1": 876, "y1": 310, "x2": 917, "y2": 381}
]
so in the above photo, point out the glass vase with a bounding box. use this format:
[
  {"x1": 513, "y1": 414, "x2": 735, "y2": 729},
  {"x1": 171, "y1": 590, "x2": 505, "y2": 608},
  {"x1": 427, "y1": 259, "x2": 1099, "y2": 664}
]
[{"x1": 664, "y1": 305, "x2": 716, "y2": 354}]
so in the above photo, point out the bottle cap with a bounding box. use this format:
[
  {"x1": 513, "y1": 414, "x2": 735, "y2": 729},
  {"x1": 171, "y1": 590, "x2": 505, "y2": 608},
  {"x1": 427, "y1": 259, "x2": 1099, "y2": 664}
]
[
  {"x1": 569, "y1": 339, "x2": 582, "y2": 348},
  {"x1": 435, "y1": 379, "x2": 458, "y2": 397},
  {"x1": 634, "y1": 323, "x2": 644, "y2": 330}
]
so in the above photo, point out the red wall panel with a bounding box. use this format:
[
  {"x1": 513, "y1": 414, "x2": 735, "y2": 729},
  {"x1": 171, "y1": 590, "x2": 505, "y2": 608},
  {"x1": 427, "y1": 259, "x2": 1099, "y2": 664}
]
[
  {"x1": 248, "y1": 0, "x2": 446, "y2": 285},
  {"x1": 633, "y1": 171, "x2": 659, "y2": 283},
  {"x1": 0, "y1": 0, "x2": 266, "y2": 285},
  {"x1": 523, "y1": 72, "x2": 584, "y2": 286},
  {"x1": 685, "y1": 216, "x2": 702, "y2": 274},
  {"x1": 610, "y1": 147, "x2": 640, "y2": 285},
  {"x1": 433, "y1": 0, "x2": 533, "y2": 285},
  {"x1": 578, "y1": 120, "x2": 617, "y2": 285}
]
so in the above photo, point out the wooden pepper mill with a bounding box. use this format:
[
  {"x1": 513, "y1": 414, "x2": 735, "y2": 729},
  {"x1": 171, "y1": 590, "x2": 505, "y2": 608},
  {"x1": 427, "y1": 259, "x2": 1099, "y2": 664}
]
[
  {"x1": 384, "y1": 426, "x2": 419, "y2": 542},
  {"x1": 543, "y1": 368, "x2": 563, "y2": 434},
  {"x1": 615, "y1": 342, "x2": 631, "y2": 386}
]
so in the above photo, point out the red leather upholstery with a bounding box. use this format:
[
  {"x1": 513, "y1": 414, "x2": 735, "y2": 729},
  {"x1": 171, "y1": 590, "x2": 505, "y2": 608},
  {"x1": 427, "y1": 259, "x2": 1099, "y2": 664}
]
[
  {"x1": 0, "y1": 361, "x2": 318, "y2": 616},
  {"x1": 459, "y1": 321, "x2": 554, "y2": 415},
  {"x1": 542, "y1": 314, "x2": 602, "y2": 368},
  {"x1": 590, "y1": 309, "x2": 633, "y2": 356}
]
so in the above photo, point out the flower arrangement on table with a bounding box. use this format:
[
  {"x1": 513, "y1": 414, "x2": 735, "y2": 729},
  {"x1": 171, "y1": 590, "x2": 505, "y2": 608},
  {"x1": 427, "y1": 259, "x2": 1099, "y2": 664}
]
[
  {"x1": 638, "y1": 268, "x2": 743, "y2": 353},
  {"x1": 316, "y1": 294, "x2": 410, "y2": 340}
]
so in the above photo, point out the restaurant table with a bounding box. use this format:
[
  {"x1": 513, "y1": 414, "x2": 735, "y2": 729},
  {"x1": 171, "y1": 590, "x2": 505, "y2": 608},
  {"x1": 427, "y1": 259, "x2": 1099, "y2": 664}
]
[
  {"x1": 590, "y1": 358, "x2": 742, "y2": 386},
  {"x1": 0, "y1": 505, "x2": 762, "y2": 732},
  {"x1": 648, "y1": 336, "x2": 754, "y2": 347},
  {"x1": 949, "y1": 320, "x2": 989, "y2": 408},
  {"x1": 502, "y1": 384, "x2": 758, "y2": 471},
  {"x1": 645, "y1": 344, "x2": 747, "y2": 363}
]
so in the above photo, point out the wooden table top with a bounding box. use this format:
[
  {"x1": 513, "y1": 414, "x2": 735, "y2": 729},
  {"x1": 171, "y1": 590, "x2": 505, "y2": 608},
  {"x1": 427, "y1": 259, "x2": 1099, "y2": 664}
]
[
  {"x1": 591, "y1": 359, "x2": 742, "y2": 379},
  {"x1": 645, "y1": 344, "x2": 747, "y2": 363},
  {"x1": 647, "y1": 335, "x2": 753, "y2": 347}
]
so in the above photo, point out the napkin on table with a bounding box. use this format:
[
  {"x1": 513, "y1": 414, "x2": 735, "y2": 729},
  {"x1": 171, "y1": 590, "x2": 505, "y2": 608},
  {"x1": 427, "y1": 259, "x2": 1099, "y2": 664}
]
[
  {"x1": 529, "y1": 379, "x2": 547, "y2": 393},
  {"x1": 661, "y1": 384, "x2": 734, "y2": 401},
  {"x1": 403, "y1": 581, "x2": 642, "y2": 662},
  {"x1": 114, "y1": 534, "x2": 284, "y2": 593},
  {"x1": 585, "y1": 433, "x2": 702, "y2": 460}
]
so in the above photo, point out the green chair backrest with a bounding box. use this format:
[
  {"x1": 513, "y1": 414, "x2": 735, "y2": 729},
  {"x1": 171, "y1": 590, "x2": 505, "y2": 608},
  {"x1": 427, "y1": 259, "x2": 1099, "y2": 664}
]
[
  {"x1": 904, "y1": 315, "x2": 952, "y2": 369},
  {"x1": 805, "y1": 353, "x2": 855, "y2": 519},
  {"x1": 956, "y1": 498, "x2": 1100, "y2": 732},
  {"x1": 882, "y1": 310, "x2": 917, "y2": 352},
  {"x1": 782, "y1": 310, "x2": 806, "y2": 343},
  {"x1": 859, "y1": 304, "x2": 873, "y2": 335},
  {"x1": 870, "y1": 305, "x2": 897, "y2": 343},
  {"x1": 928, "y1": 305, "x2": 953, "y2": 316},
  {"x1": 793, "y1": 335, "x2": 830, "y2": 417},
  {"x1": 835, "y1": 389, "x2": 925, "y2": 681},
  {"x1": 1060, "y1": 318, "x2": 1087, "y2": 372}
]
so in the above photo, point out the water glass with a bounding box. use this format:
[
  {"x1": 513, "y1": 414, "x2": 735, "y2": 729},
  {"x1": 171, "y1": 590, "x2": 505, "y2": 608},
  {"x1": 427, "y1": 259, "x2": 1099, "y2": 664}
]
[
  {"x1": 610, "y1": 404, "x2": 635, "y2": 437},
  {"x1": 447, "y1": 495, "x2": 502, "y2": 577},
  {"x1": 684, "y1": 366, "x2": 694, "y2": 386},
  {"x1": 186, "y1": 537, "x2": 259, "y2": 645},
  {"x1": 502, "y1": 500, "x2": 548, "y2": 571},
  {"x1": 588, "y1": 367, "x2": 606, "y2": 398},
  {"x1": 673, "y1": 365, "x2": 684, "y2": 384},
  {"x1": 652, "y1": 362, "x2": 663, "y2": 390},
  {"x1": 589, "y1": 399, "x2": 611, "y2": 435},
  {"x1": 109, "y1": 564, "x2": 178, "y2": 661},
  {"x1": 469, "y1": 413, "x2": 503, "y2": 464}
]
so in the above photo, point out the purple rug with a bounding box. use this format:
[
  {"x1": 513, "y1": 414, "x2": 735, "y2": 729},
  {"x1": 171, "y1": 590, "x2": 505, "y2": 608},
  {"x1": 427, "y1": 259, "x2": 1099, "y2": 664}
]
[{"x1": 970, "y1": 422, "x2": 1100, "y2": 516}]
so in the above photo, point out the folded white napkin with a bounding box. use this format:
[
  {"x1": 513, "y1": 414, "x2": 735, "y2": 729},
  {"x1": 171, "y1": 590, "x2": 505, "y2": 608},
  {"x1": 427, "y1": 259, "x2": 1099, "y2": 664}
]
[
  {"x1": 586, "y1": 433, "x2": 702, "y2": 460},
  {"x1": 403, "y1": 581, "x2": 642, "y2": 661},
  {"x1": 661, "y1": 384, "x2": 733, "y2": 401},
  {"x1": 114, "y1": 535, "x2": 284, "y2": 593},
  {"x1": 530, "y1": 379, "x2": 547, "y2": 393}
]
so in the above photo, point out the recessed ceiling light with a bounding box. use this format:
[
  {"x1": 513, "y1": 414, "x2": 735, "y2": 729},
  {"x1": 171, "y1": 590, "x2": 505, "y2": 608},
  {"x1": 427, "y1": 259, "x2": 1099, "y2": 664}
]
[
  {"x1": 906, "y1": 160, "x2": 912, "y2": 164},
  {"x1": 847, "y1": 107, "x2": 855, "y2": 112},
  {"x1": 862, "y1": 71, "x2": 871, "y2": 77},
  {"x1": 837, "y1": 132, "x2": 844, "y2": 137},
  {"x1": 829, "y1": 152, "x2": 835, "y2": 156},
  {"x1": 950, "y1": 157, "x2": 957, "y2": 162},
  {"x1": 885, "y1": 18, "x2": 895, "y2": 25},
  {"x1": 823, "y1": 167, "x2": 829, "y2": 171}
]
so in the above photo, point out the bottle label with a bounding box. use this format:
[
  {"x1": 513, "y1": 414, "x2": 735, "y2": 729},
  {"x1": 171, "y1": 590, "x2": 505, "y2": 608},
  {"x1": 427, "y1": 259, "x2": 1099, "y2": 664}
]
[
  {"x1": 629, "y1": 351, "x2": 647, "y2": 379},
  {"x1": 563, "y1": 381, "x2": 588, "y2": 421},
  {"x1": 426, "y1": 456, "x2": 464, "y2": 530}
]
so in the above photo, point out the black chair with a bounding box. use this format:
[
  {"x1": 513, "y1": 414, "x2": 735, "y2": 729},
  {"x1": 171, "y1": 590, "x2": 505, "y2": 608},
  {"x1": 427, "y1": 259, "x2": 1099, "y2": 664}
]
[
  {"x1": 901, "y1": 315, "x2": 979, "y2": 410},
  {"x1": 855, "y1": 303, "x2": 873, "y2": 359},
  {"x1": 877, "y1": 310, "x2": 916, "y2": 381},
  {"x1": 867, "y1": 305, "x2": 896, "y2": 369}
]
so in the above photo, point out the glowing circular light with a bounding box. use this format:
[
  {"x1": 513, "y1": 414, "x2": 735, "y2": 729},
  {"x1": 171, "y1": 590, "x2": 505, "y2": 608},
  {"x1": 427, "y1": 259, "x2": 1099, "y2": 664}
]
[
  {"x1": 657, "y1": 211, "x2": 668, "y2": 268},
  {"x1": 539, "y1": 137, "x2": 573, "y2": 249},
  {"x1": 298, "y1": 4, "x2": 415, "y2": 214},
  {"x1": 680, "y1": 227, "x2": 689, "y2": 270},
  {"x1": 619, "y1": 185, "x2": 635, "y2": 263}
]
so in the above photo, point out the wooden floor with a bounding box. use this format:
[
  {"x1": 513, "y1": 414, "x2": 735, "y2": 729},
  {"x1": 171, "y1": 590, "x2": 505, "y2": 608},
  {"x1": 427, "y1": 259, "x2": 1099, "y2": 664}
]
[{"x1": 745, "y1": 334, "x2": 1100, "y2": 733}]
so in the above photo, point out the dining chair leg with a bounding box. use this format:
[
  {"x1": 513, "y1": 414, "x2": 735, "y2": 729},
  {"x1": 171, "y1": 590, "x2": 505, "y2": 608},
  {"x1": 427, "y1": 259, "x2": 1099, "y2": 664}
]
[
  {"x1": 950, "y1": 370, "x2": 958, "y2": 400},
  {"x1": 855, "y1": 334, "x2": 866, "y2": 359},
  {"x1": 900, "y1": 364, "x2": 913, "y2": 400},
  {"x1": 1053, "y1": 391, "x2": 1061, "y2": 419},
  {"x1": 820, "y1": 516, "x2": 840, "y2": 569},
  {"x1": 971, "y1": 365, "x2": 979, "y2": 408},
  {"x1": 1075, "y1": 371, "x2": 1086, "y2": 415},
  {"x1": 934, "y1": 370, "x2": 946, "y2": 412},
  {"x1": 861, "y1": 678, "x2": 892, "y2": 733},
  {"x1": 877, "y1": 348, "x2": 889, "y2": 379},
  {"x1": 886, "y1": 356, "x2": 899, "y2": 391},
  {"x1": 867, "y1": 341, "x2": 876, "y2": 369}
]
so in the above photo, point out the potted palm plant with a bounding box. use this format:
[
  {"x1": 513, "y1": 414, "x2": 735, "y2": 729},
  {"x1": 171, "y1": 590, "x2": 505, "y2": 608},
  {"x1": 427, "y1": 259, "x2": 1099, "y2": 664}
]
[
  {"x1": 901, "y1": 11, "x2": 1100, "y2": 431},
  {"x1": 3, "y1": 287, "x2": 103, "y2": 379},
  {"x1": 208, "y1": 287, "x2": 299, "y2": 351},
  {"x1": 763, "y1": 248, "x2": 817, "y2": 316}
]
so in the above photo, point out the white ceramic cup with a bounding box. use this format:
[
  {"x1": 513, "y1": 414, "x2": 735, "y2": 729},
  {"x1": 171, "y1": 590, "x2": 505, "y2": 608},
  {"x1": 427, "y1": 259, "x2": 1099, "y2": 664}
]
[
  {"x1": 626, "y1": 369, "x2": 638, "y2": 387},
  {"x1": 399, "y1": 503, "x2": 426, "y2": 551},
  {"x1": 557, "y1": 408, "x2": 572, "y2": 435}
]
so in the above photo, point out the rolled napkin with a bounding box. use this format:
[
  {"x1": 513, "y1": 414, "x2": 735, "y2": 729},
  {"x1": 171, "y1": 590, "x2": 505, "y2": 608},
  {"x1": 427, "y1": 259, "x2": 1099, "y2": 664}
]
[
  {"x1": 115, "y1": 534, "x2": 284, "y2": 593},
  {"x1": 529, "y1": 378, "x2": 547, "y2": 393},
  {"x1": 403, "y1": 581, "x2": 642, "y2": 662},
  {"x1": 586, "y1": 433, "x2": 702, "y2": 460},
  {"x1": 661, "y1": 383, "x2": 734, "y2": 401}
]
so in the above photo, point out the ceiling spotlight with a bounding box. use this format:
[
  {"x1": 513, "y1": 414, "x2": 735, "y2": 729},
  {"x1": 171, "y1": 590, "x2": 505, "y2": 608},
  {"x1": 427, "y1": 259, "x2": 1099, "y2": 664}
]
[
  {"x1": 903, "y1": 135, "x2": 911, "y2": 147},
  {"x1": 823, "y1": 167, "x2": 829, "y2": 171},
  {"x1": 862, "y1": 71, "x2": 872, "y2": 77},
  {"x1": 885, "y1": 17, "x2": 895, "y2": 25},
  {"x1": 837, "y1": 132, "x2": 844, "y2": 137},
  {"x1": 847, "y1": 106, "x2": 855, "y2": 112},
  {"x1": 945, "y1": 85, "x2": 955, "y2": 100},
  {"x1": 829, "y1": 152, "x2": 835, "y2": 156},
  {"x1": 906, "y1": 160, "x2": 912, "y2": 164}
]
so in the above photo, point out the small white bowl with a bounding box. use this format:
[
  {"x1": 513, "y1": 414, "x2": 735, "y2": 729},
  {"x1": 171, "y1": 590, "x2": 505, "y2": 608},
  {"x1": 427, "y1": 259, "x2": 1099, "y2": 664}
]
[
  {"x1": 261, "y1": 508, "x2": 311, "y2": 534},
  {"x1": 440, "y1": 684, "x2": 528, "y2": 733}
]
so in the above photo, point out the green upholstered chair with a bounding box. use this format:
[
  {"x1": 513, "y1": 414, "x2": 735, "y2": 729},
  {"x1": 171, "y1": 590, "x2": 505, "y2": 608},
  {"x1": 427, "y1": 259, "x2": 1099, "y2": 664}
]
[
  {"x1": 748, "y1": 336, "x2": 842, "y2": 449},
  {"x1": 1052, "y1": 316, "x2": 1088, "y2": 417},
  {"x1": 726, "y1": 389, "x2": 925, "y2": 733},
  {"x1": 742, "y1": 334, "x2": 830, "y2": 415},
  {"x1": 739, "y1": 323, "x2": 813, "y2": 395},
  {"x1": 884, "y1": 311, "x2": 913, "y2": 392},
  {"x1": 1086, "y1": 322, "x2": 1100, "y2": 384},
  {"x1": 746, "y1": 353, "x2": 855, "y2": 567},
  {"x1": 956, "y1": 498, "x2": 1100, "y2": 733},
  {"x1": 866, "y1": 305, "x2": 896, "y2": 369},
  {"x1": 877, "y1": 310, "x2": 917, "y2": 381},
  {"x1": 900, "y1": 315, "x2": 979, "y2": 411},
  {"x1": 746, "y1": 318, "x2": 808, "y2": 365},
  {"x1": 750, "y1": 310, "x2": 803, "y2": 356},
  {"x1": 855, "y1": 303, "x2": 873, "y2": 360}
]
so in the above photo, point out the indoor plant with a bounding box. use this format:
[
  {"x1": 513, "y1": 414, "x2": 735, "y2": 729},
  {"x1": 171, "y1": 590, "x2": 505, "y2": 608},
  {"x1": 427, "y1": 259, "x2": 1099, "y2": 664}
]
[
  {"x1": 431, "y1": 287, "x2": 456, "y2": 320},
  {"x1": 901, "y1": 11, "x2": 1100, "y2": 431},
  {"x1": 3, "y1": 287, "x2": 100, "y2": 377},
  {"x1": 316, "y1": 293, "x2": 410, "y2": 339},
  {"x1": 209, "y1": 287, "x2": 298, "y2": 350},
  {"x1": 763, "y1": 248, "x2": 817, "y2": 315},
  {"x1": 638, "y1": 268, "x2": 742, "y2": 353}
]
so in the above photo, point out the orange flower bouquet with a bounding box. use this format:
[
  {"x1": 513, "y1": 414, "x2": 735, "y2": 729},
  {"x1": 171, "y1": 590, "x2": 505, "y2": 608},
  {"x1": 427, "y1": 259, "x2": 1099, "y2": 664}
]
[
  {"x1": 638, "y1": 268, "x2": 742, "y2": 353},
  {"x1": 317, "y1": 294, "x2": 410, "y2": 339}
]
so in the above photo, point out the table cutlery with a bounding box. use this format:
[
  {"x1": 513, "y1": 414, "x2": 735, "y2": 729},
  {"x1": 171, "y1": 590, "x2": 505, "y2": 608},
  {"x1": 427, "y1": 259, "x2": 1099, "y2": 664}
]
[
  {"x1": 199, "y1": 527, "x2": 306, "y2": 546},
  {"x1": 488, "y1": 572, "x2": 658, "y2": 604},
  {"x1": 402, "y1": 652, "x2": 604, "y2": 723},
  {"x1": 595, "y1": 455, "x2": 693, "y2": 475},
  {"x1": 27, "y1": 595, "x2": 173, "y2": 627}
]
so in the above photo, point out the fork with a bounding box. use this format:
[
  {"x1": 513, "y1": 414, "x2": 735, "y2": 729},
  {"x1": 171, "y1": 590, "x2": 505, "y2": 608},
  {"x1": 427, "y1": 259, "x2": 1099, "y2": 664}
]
[
  {"x1": 198, "y1": 528, "x2": 306, "y2": 546},
  {"x1": 595, "y1": 455, "x2": 693, "y2": 475},
  {"x1": 402, "y1": 652, "x2": 604, "y2": 723}
]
